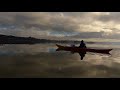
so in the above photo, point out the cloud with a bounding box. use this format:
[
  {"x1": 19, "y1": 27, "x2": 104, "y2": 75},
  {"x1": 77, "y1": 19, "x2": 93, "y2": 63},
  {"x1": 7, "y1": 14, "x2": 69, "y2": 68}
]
[
  {"x1": 97, "y1": 12, "x2": 120, "y2": 23},
  {"x1": 0, "y1": 12, "x2": 79, "y2": 31},
  {"x1": 0, "y1": 12, "x2": 120, "y2": 39}
]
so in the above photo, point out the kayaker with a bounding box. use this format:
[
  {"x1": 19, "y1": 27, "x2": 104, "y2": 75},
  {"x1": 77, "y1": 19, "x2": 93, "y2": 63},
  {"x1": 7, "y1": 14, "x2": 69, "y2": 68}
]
[{"x1": 79, "y1": 40, "x2": 86, "y2": 48}]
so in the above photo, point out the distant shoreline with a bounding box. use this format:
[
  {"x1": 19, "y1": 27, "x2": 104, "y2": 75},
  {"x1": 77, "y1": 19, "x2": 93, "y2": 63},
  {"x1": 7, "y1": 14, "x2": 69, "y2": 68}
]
[{"x1": 0, "y1": 34, "x2": 95, "y2": 44}]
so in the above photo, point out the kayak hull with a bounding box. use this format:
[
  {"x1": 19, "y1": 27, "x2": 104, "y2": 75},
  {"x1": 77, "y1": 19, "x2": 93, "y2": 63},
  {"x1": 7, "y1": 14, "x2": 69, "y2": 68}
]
[{"x1": 56, "y1": 44, "x2": 112, "y2": 54}]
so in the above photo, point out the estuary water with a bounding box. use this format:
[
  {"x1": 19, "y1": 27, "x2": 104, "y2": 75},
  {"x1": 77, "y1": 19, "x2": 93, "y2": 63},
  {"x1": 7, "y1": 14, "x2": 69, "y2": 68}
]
[{"x1": 0, "y1": 41, "x2": 120, "y2": 78}]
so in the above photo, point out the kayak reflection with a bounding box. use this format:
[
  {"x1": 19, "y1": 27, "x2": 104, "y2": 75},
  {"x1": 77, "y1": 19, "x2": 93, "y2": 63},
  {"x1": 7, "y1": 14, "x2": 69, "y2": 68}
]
[
  {"x1": 79, "y1": 52, "x2": 86, "y2": 60},
  {"x1": 56, "y1": 44, "x2": 112, "y2": 60}
]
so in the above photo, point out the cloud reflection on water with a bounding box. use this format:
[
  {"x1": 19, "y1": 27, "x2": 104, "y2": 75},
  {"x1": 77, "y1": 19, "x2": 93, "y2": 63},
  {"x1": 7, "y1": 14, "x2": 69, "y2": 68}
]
[{"x1": 0, "y1": 43, "x2": 119, "y2": 78}]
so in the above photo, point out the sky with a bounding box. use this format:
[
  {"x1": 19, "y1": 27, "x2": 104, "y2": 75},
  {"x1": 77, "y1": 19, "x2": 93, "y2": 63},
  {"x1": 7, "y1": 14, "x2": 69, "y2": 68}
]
[{"x1": 0, "y1": 12, "x2": 120, "y2": 40}]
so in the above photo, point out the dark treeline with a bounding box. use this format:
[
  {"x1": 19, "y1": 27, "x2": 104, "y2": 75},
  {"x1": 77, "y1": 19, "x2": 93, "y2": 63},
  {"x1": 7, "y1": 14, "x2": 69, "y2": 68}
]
[{"x1": 0, "y1": 34, "x2": 94, "y2": 44}]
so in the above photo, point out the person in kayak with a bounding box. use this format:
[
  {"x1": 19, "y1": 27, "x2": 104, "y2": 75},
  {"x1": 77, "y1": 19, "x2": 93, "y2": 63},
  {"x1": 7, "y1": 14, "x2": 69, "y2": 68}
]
[
  {"x1": 79, "y1": 40, "x2": 87, "y2": 60},
  {"x1": 79, "y1": 40, "x2": 87, "y2": 48}
]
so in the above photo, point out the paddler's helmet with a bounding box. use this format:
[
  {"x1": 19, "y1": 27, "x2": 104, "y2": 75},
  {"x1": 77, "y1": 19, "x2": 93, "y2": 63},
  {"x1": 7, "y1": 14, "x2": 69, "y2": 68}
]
[{"x1": 81, "y1": 40, "x2": 84, "y2": 42}]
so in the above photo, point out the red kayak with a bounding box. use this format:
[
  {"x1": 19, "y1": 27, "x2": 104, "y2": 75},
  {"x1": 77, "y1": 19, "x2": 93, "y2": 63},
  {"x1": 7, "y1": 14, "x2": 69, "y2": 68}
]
[{"x1": 56, "y1": 44, "x2": 112, "y2": 54}]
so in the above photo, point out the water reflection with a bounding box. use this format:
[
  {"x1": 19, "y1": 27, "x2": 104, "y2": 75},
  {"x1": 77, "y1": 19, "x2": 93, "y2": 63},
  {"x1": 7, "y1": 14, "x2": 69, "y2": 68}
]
[
  {"x1": 0, "y1": 43, "x2": 119, "y2": 78},
  {"x1": 79, "y1": 52, "x2": 86, "y2": 60},
  {"x1": 57, "y1": 50, "x2": 111, "y2": 60}
]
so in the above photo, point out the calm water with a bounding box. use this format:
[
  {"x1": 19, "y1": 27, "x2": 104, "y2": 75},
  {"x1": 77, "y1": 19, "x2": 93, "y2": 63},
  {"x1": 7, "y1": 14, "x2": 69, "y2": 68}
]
[{"x1": 0, "y1": 42, "x2": 120, "y2": 78}]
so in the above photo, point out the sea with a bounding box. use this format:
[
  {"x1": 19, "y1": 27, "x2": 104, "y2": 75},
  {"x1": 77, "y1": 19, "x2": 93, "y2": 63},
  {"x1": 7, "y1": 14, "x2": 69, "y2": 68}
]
[{"x1": 0, "y1": 38, "x2": 120, "y2": 78}]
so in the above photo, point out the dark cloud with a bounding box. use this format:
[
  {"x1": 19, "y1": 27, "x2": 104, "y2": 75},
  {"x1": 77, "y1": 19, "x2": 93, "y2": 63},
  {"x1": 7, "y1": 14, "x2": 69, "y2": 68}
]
[
  {"x1": 97, "y1": 12, "x2": 120, "y2": 23},
  {"x1": 64, "y1": 31, "x2": 104, "y2": 39},
  {"x1": 0, "y1": 12, "x2": 119, "y2": 39}
]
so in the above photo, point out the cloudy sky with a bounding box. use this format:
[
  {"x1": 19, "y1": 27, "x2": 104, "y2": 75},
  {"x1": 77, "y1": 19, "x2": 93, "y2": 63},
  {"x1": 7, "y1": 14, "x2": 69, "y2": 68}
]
[{"x1": 0, "y1": 12, "x2": 120, "y2": 40}]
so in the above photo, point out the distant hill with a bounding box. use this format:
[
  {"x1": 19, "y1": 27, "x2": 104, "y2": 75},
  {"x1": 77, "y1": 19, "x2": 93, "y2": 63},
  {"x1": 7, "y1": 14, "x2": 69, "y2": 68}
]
[{"x1": 0, "y1": 34, "x2": 94, "y2": 44}]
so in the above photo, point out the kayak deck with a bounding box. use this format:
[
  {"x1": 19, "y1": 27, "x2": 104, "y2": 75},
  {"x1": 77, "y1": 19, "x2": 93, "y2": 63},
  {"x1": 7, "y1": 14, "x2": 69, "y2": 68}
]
[{"x1": 56, "y1": 44, "x2": 112, "y2": 54}]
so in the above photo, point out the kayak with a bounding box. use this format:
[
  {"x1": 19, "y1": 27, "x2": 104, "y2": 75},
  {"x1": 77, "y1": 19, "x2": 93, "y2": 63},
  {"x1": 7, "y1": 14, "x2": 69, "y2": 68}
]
[{"x1": 56, "y1": 44, "x2": 112, "y2": 54}]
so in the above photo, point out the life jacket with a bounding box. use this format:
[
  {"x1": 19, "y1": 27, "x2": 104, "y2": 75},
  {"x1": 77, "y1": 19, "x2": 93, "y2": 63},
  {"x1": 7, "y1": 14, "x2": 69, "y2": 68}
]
[{"x1": 79, "y1": 42, "x2": 86, "y2": 48}]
